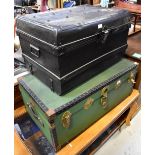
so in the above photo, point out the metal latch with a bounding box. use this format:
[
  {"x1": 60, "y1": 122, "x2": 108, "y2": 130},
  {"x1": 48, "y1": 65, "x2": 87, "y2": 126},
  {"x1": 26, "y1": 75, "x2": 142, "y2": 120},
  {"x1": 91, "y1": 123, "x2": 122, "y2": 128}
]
[
  {"x1": 128, "y1": 72, "x2": 136, "y2": 84},
  {"x1": 101, "y1": 26, "x2": 110, "y2": 44},
  {"x1": 101, "y1": 86, "x2": 108, "y2": 108}
]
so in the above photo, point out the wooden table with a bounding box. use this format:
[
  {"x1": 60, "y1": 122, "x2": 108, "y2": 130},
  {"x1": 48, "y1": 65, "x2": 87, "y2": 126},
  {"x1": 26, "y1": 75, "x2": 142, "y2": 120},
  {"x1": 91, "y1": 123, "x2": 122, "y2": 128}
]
[
  {"x1": 115, "y1": 1, "x2": 141, "y2": 34},
  {"x1": 14, "y1": 89, "x2": 139, "y2": 155}
]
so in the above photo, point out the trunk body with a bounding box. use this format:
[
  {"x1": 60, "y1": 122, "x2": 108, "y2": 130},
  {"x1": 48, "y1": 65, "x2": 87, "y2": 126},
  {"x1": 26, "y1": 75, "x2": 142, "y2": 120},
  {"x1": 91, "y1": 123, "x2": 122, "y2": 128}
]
[
  {"x1": 18, "y1": 59, "x2": 138, "y2": 151},
  {"x1": 16, "y1": 5, "x2": 131, "y2": 95}
]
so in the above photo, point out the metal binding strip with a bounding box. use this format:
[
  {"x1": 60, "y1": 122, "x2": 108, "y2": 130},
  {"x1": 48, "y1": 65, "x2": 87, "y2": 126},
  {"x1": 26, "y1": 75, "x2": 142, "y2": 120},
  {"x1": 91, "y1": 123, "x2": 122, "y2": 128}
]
[
  {"x1": 17, "y1": 29, "x2": 57, "y2": 49},
  {"x1": 17, "y1": 22, "x2": 130, "y2": 48},
  {"x1": 23, "y1": 44, "x2": 127, "y2": 80},
  {"x1": 18, "y1": 63, "x2": 138, "y2": 115},
  {"x1": 23, "y1": 54, "x2": 61, "y2": 80}
]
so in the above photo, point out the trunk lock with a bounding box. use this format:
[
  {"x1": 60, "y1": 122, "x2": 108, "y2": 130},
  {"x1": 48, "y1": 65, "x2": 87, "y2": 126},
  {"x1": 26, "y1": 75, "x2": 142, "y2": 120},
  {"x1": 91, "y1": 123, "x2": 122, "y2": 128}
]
[
  {"x1": 101, "y1": 86, "x2": 108, "y2": 108},
  {"x1": 98, "y1": 25, "x2": 109, "y2": 44},
  {"x1": 128, "y1": 72, "x2": 136, "y2": 84},
  {"x1": 61, "y1": 111, "x2": 72, "y2": 128},
  {"x1": 101, "y1": 26, "x2": 109, "y2": 44}
]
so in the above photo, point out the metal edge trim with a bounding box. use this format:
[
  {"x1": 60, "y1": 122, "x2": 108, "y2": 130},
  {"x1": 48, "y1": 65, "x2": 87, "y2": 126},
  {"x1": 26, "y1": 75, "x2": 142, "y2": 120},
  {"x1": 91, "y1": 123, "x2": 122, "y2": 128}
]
[
  {"x1": 49, "y1": 121, "x2": 59, "y2": 152},
  {"x1": 55, "y1": 63, "x2": 138, "y2": 114},
  {"x1": 17, "y1": 22, "x2": 130, "y2": 49},
  {"x1": 17, "y1": 29, "x2": 57, "y2": 48},
  {"x1": 22, "y1": 54, "x2": 61, "y2": 79},
  {"x1": 23, "y1": 44, "x2": 128, "y2": 80}
]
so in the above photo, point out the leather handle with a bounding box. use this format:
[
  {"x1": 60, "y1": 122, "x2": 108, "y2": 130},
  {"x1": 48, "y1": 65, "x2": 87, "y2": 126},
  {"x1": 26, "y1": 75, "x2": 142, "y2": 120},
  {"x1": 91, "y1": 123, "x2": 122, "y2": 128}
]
[{"x1": 27, "y1": 102, "x2": 44, "y2": 127}]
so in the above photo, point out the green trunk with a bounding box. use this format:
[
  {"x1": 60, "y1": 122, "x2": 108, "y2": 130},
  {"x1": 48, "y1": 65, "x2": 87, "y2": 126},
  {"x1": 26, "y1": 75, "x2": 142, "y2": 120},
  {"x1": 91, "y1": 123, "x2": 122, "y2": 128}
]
[{"x1": 18, "y1": 58, "x2": 138, "y2": 151}]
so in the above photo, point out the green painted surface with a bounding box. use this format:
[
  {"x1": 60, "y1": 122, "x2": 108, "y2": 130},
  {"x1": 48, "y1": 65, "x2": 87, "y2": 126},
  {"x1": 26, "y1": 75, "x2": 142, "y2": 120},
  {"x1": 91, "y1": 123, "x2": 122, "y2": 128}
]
[
  {"x1": 21, "y1": 59, "x2": 135, "y2": 110},
  {"x1": 55, "y1": 75, "x2": 134, "y2": 147},
  {"x1": 19, "y1": 86, "x2": 53, "y2": 144},
  {"x1": 19, "y1": 58, "x2": 138, "y2": 149}
]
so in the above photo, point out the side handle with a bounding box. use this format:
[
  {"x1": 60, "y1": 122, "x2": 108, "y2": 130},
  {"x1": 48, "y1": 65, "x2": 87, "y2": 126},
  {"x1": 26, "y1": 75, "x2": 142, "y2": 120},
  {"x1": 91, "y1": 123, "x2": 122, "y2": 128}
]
[
  {"x1": 30, "y1": 44, "x2": 40, "y2": 58},
  {"x1": 26, "y1": 102, "x2": 44, "y2": 127}
]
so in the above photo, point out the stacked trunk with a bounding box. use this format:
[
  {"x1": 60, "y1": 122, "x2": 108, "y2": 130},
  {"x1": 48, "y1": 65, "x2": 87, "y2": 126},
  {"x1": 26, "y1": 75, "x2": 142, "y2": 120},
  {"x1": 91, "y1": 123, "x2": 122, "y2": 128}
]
[
  {"x1": 16, "y1": 5, "x2": 131, "y2": 95},
  {"x1": 17, "y1": 5, "x2": 138, "y2": 152}
]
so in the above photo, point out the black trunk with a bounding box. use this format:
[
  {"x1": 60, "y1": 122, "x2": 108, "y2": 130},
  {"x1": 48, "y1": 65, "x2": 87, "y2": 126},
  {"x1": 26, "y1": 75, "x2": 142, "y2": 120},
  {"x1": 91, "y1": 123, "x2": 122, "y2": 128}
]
[{"x1": 16, "y1": 5, "x2": 131, "y2": 95}]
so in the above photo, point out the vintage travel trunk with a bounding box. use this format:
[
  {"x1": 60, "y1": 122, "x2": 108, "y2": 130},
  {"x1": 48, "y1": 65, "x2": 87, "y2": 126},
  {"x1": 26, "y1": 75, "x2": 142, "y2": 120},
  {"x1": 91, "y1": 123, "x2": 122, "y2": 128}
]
[
  {"x1": 16, "y1": 5, "x2": 131, "y2": 95},
  {"x1": 18, "y1": 59, "x2": 138, "y2": 151}
]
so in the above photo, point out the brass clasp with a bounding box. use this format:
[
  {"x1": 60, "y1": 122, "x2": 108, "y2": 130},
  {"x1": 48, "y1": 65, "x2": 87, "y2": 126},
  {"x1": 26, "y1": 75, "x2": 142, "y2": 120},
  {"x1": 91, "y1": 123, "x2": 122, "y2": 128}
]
[
  {"x1": 101, "y1": 86, "x2": 108, "y2": 108},
  {"x1": 83, "y1": 98, "x2": 94, "y2": 110},
  {"x1": 61, "y1": 111, "x2": 72, "y2": 128},
  {"x1": 128, "y1": 72, "x2": 136, "y2": 84}
]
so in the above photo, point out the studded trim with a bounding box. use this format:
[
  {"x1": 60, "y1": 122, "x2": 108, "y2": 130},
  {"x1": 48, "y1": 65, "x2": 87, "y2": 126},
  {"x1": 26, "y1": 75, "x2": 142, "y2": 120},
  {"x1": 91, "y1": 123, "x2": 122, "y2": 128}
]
[
  {"x1": 18, "y1": 77, "x2": 53, "y2": 120},
  {"x1": 18, "y1": 63, "x2": 138, "y2": 118},
  {"x1": 55, "y1": 63, "x2": 138, "y2": 114}
]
